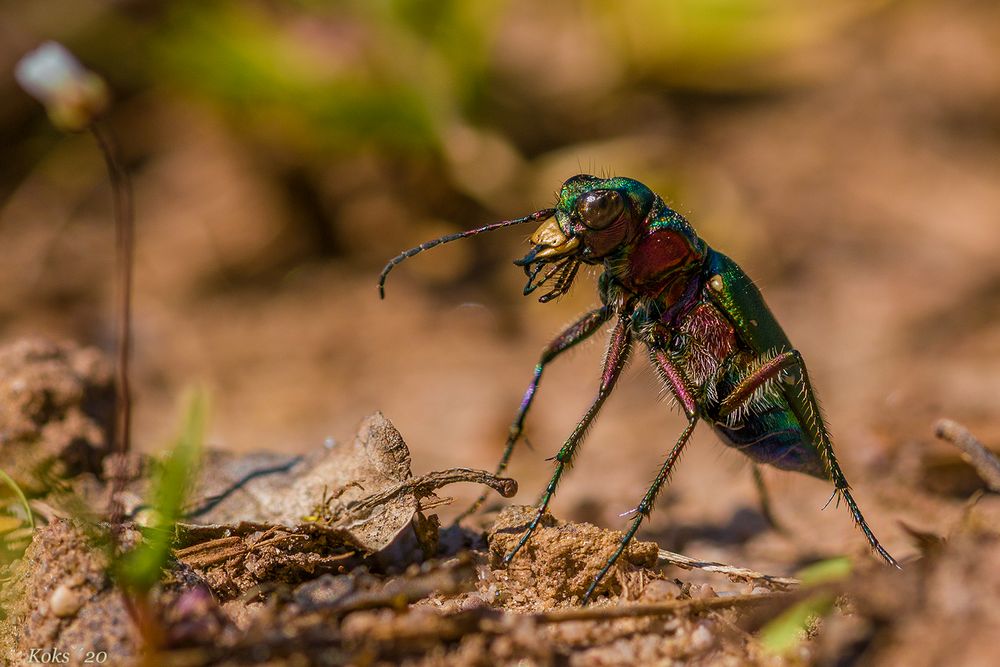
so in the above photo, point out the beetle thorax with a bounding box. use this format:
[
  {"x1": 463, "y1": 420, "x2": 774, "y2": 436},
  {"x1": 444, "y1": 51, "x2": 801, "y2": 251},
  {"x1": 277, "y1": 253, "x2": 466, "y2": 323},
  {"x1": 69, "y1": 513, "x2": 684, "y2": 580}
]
[
  {"x1": 678, "y1": 303, "x2": 737, "y2": 385},
  {"x1": 636, "y1": 300, "x2": 737, "y2": 401},
  {"x1": 604, "y1": 225, "x2": 706, "y2": 298}
]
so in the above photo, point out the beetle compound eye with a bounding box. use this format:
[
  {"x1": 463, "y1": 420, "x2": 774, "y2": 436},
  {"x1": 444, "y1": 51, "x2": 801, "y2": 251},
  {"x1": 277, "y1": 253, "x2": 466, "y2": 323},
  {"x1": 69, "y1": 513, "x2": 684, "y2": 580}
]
[{"x1": 577, "y1": 190, "x2": 625, "y2": 230}]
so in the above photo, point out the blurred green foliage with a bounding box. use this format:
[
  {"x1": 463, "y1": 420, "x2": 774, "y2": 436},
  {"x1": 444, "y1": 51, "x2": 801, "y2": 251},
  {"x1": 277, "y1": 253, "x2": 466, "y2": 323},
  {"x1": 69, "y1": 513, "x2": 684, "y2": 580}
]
[
  {"x1": 147, "y1": 1, "x2": 504, "y2": 155},
  {"x1": 594, "y1": 0, "x2": 884, "y2": 89},
  {"x1": 54, "y1": 0, "x2": 873, "y2": 158},
  {"x1": 5, "y1": 0, "x2": 891, "y2": 227}
]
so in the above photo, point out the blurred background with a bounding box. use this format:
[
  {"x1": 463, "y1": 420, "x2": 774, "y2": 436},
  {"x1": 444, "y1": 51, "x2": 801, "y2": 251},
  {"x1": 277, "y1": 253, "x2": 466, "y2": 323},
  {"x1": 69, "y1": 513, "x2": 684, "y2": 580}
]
[{"x1": 1, "y1": 0, "x2": 998, "y2": 564}]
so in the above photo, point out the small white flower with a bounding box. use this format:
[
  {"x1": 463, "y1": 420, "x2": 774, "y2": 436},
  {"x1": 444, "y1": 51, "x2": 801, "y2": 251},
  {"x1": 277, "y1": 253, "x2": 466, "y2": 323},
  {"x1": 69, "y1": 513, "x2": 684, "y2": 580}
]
[
  {"x1": 15, "y1": 42, "x2": 85, "y2": 103},
  {"x1": 15, "y1": 41, "x2": 109, "y2": 131}
]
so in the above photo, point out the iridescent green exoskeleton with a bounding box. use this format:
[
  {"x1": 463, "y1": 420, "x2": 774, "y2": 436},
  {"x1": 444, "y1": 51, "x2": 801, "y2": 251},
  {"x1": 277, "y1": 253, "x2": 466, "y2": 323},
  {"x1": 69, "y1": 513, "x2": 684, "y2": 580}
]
[{"x1": 379, "y1": 174, "x2": 898, "y2": 603}]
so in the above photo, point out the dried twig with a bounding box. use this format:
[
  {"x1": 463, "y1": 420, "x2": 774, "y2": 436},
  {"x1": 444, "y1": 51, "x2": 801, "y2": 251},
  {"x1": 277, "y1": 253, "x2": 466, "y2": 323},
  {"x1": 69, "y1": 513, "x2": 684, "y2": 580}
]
[
  {"x1": 342, "y1": 468, "x2": 518, "y2": 519},
  {"x1": 934, "y1": 419, "x2": 1000, "y2": 492},
  {"x1": 657, "y1": 549, "x2": 800, "y2": 589},
  {"x1": 332, "y1": 556, "x2": 476, "y2": 615},
  {"x1": 531, "y1": 592, "x2": 785, "y2": 623},
  {"x1": 174, "y1": 536, "x2": 247, "y2": 569}
]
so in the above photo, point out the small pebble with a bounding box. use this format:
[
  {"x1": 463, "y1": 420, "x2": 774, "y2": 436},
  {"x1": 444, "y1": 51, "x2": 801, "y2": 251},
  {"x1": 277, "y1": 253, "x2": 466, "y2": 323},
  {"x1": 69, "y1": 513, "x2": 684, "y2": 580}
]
[
  {"x1": 49, "y1": 584, "x2": 83, "y2": 618},
  {"x1": 640, "y1": 578, "x2": 682, "y2": 601},
  {"x1": 461, "y1": 594, "x2": 488, "y2": 611},
  {"x1": 690, "y1": 584, "x2": 717, "y2": 599},
  {"x1": 661, "y1": 617, "x2": 681, "y2": 632},
  {"x1": 690, "y1": 622, "x2": 714, "y2": 651}
]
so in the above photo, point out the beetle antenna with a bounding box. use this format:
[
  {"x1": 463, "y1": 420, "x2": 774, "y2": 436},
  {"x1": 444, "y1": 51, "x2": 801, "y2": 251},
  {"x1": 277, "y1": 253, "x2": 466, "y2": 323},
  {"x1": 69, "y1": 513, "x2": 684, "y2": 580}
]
[{"x1": 378, "y1": 208, "x2": 556, "y2": 298}]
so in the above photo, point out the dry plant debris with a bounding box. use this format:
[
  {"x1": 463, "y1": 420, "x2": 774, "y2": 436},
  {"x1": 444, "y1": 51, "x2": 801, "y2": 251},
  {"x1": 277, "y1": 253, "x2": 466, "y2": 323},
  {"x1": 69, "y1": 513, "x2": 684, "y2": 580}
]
[
  {"x1": 656, "y1": 549, "x2": 800, "y2": 590},
  {"x1": 183, "y1": 412, "x2": 515, "y2": 567}
]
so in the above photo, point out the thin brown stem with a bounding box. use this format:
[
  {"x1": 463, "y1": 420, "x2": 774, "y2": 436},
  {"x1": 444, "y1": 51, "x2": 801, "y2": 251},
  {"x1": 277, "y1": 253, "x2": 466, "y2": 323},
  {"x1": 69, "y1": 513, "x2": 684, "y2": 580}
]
[{"x1": 90, "y1": 122, "x2": 134, "y2": 528}]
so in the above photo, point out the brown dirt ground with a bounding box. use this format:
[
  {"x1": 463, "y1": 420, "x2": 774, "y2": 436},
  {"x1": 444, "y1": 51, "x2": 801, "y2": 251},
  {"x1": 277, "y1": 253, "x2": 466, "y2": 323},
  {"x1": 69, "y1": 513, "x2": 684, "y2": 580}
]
[{"x1": 2, "y1": 371, "x2": 1000, "y2": 665}]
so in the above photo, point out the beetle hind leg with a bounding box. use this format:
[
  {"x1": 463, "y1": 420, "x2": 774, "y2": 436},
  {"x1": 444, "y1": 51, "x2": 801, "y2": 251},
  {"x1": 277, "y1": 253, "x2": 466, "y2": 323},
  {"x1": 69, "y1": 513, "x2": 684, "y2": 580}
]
[{"x1": 719, "y1": 350, "x2": 899, "y2": 568}]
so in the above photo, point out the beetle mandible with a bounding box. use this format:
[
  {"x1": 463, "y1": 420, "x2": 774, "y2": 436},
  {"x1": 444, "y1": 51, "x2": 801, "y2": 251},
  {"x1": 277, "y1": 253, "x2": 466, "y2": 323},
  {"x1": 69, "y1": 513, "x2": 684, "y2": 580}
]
[{"x1": 379, "y1": 174, "x2": 898, "y2": 604}]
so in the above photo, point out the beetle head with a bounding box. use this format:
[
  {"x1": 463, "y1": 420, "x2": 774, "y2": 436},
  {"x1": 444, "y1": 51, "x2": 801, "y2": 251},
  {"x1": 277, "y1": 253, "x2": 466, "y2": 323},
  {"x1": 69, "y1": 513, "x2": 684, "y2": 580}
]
[{"x1": 517, "y1": 174, "x2": 689, "y2": 300}]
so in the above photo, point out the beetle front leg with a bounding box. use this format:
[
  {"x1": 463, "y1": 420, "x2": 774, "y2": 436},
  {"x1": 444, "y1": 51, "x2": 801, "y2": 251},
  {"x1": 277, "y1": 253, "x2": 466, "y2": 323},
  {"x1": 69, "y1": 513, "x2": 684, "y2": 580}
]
[
  {"x1": 719, "y1": 350, "x2": 899, "y2": 568},
  {"x1": 502, "y1": 316, "x2": 633, "y2": 565},
  {"x1": 455, "y1": 306, "x2": 611, "y2": 522}
]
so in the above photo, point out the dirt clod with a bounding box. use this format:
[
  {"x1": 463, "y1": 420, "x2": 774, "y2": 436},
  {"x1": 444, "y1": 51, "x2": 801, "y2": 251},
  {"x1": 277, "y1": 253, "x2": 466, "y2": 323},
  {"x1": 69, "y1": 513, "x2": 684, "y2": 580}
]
[
  {"x1": 0, "y1": 338, "x2": 114, "y2": 493},
  {"x1": 487, "y1": 505, "x2": 659, "y2": 609},
  {"x1": 0, "y1": 520, "x2": 136, "y2": 664}
]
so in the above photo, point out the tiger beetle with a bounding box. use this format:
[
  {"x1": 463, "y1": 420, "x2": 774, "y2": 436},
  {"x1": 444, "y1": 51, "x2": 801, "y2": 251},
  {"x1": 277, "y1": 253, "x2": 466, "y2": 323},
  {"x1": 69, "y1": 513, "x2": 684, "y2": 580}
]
[{"x1": 379, "y1": 174, "x2": 898, "y2": 604}]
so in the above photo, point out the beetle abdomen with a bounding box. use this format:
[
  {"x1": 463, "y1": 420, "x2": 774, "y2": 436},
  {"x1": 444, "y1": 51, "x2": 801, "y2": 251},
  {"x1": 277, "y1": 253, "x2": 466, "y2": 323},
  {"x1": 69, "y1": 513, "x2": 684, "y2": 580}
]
[{"x1": 711, "y1": 409, "x2": 826, "y2": 478}]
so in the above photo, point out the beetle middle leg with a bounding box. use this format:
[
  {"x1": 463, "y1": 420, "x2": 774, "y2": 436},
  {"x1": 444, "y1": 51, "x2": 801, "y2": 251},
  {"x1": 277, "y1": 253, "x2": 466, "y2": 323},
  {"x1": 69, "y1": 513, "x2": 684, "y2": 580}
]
[
  {"x1": 578, "y1": 349, "x2": 701, "y2": 604},
  {"x1": 583, "y1": 416, "x2": 698, "y2": 604},
  {"x1": 719, "y1": 350, "x2": 899, "y2": 567},
  {"x1": 502, "y1": 316, "x2": 633, "y2": 565},
  {"x1": 455, "y1": 306, "x2": 611, "y2": 522},
  {"x1": 752, "y1": 463, "x2": 785, "y2": 533}
]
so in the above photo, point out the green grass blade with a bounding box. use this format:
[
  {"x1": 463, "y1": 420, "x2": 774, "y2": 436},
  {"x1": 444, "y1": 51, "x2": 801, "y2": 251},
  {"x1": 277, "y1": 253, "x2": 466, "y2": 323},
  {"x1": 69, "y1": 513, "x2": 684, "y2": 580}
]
[
  {"x1": 759, "y1": 556, "x2": 852, "y2": 655},
  {"x1": 759, "y1": 592, "x2": 835, "y2": 655},
  {"x1": 115, "y1": 389, "x2": 207, "y2": 593},
  {"x1": 795, "y1": 556, "x2": 852, "y2": 586},
  {"x1": 0, "y1": 468, "x2": 34, "y2": 530}
]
